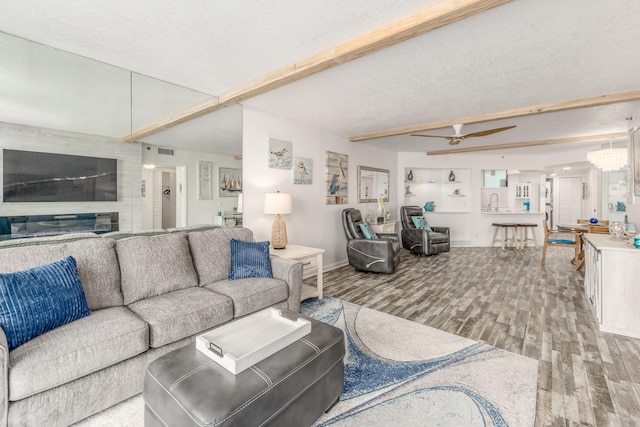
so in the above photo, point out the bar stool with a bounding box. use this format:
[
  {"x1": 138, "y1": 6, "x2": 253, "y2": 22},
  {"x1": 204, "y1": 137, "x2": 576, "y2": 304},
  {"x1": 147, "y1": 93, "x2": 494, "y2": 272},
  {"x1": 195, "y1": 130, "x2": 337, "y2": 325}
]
[
  {"x1": 491, "y1": 223, "x2": 519, "y2": 249},
  {"x1": 517, "y1": 223, "x2": 538, "y2": 248}
]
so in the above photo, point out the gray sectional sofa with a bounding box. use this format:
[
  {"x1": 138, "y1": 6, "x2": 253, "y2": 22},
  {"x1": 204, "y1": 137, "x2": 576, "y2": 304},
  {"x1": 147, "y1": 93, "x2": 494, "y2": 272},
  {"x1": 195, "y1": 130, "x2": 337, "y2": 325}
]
[{"x1": 0, "y1": 227, "x2": 303, "y2": 426}]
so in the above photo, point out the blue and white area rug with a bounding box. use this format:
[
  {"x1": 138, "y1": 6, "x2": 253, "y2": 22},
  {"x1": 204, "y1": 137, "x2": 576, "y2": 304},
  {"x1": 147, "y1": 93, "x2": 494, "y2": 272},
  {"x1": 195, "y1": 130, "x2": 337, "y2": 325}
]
[{"x1": 302, "y1": 297, "x2": 538, "y2": 427}]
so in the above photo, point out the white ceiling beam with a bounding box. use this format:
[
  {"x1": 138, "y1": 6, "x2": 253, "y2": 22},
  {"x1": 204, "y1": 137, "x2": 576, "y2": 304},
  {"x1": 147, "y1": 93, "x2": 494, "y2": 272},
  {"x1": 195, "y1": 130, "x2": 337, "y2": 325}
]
[
  {"x1": 124, "y1": 0, "x2": 513, "y2": 142},
  {"x1": 349, "y1": 90, "x2": 640, "y2": 142}
]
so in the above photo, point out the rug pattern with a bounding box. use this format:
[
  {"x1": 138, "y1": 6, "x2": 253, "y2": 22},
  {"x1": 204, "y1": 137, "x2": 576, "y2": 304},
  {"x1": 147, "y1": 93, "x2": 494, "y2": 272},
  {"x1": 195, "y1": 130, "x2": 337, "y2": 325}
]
[{"x1": 302, "y1": 297, "x2": 538, "y2": 427}]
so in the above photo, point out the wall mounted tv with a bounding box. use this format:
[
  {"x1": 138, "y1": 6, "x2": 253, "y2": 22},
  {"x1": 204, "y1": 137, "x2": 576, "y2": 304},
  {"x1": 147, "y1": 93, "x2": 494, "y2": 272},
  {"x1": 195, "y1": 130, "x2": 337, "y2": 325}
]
[{"x1": 3, "y1": 149, "x2": 118, "y2": 202}]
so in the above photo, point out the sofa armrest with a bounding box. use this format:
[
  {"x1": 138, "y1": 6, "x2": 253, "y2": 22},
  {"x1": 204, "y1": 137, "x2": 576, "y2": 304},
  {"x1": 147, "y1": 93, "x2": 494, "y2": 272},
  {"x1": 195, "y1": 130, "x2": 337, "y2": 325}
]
[
  {"x1": 431, "y1": 226, "x2": 450, "y2": 235},
  {"x1": 377, "y1": 233, "x2": 399, "y2": 243},
  {"x1": 0, "y1": 328, "x2": 7, "y2": 426},
  {"x1": 270, "y1": 256, "x2": 303, "y2": 312}
]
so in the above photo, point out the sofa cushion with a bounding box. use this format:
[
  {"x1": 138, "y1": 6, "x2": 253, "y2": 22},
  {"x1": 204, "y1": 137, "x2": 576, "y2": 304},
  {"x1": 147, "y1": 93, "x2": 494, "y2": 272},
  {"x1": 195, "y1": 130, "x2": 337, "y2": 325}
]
[
  {"x1": 188, "y1": 227, "x2": 255, "y2": 285},
  {"x1": 117, "y1": 233, "x2": 198, "y2": 305},
  {"x1": 0, "y1": 238, "x2": 123, "y2": 310},
  {"x1": 229, "y1": 239, "x2": 273, "y2": 280},
  {"x1": 0, "y1": 256, "x2": 91, "y2": 351},
  {"x1": 8, "y1": 306, "x2": 148, "y2": 401},
  {"x1": 205, "y1": 278, "x2": 288, "y2": 318},
  {"x1": 127, "y1": 287, "x2": 233, "y2": 348}
]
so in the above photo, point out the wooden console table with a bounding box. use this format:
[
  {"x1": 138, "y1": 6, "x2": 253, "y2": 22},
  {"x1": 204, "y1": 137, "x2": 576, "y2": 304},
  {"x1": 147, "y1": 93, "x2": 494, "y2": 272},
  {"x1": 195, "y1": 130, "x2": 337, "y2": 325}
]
[{"x1": 270, "y1": 244, "x2": 325, "y2": 301}]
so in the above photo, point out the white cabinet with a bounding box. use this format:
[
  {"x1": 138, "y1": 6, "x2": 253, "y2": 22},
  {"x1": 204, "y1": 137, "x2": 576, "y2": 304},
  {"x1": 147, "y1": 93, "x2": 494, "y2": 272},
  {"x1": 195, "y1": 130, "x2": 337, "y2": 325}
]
[
  {"x1": 513, "y1": 183, "x2": 539, "y2": 212},
  {"x1": 583, "y1": 234, "x2": 640, "y2": 339}
]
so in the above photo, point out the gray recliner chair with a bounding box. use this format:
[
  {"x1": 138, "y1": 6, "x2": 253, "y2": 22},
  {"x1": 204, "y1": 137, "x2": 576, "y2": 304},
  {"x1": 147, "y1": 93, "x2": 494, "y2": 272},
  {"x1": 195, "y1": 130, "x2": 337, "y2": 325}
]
[
  {"x1": 400, "y1": 206, "x2": 450, "y2": 256},
  {"x1": 341, "y1": 208, "x2": 401, "y2": 274}
]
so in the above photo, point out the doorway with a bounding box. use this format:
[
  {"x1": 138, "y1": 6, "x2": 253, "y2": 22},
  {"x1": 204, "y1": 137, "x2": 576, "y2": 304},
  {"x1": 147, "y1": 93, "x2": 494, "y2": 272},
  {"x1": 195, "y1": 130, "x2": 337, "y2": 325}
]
[
  {"x1": 557, "y1": 176, "x2": 583, "y2": 224},
  {"x1": 141, "y1": 165, "x2": 187, "y2": 230}
]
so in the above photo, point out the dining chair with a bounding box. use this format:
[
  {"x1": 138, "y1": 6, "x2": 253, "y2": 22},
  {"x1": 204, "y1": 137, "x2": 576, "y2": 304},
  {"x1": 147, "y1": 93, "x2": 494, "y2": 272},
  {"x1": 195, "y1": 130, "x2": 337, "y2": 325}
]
[
  {"x1": 541, "y1": 220, "x2": 578, "y2": 266},
  {"x1": 588, "y1": 225, "x2": 610, "y2": 234}
]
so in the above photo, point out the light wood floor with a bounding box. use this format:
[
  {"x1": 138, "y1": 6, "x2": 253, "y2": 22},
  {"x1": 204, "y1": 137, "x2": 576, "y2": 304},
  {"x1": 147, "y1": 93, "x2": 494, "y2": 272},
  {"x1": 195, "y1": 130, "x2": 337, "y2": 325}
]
[{"x1": 307, "y1": 246, "x2": 640, "y2": 426}]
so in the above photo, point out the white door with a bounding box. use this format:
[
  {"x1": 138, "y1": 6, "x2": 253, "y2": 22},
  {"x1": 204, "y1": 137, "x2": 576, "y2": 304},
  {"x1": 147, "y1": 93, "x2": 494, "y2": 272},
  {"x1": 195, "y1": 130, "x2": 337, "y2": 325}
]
[{"x1": 558, "y1": 177, "x2": 582, "y2": 225}]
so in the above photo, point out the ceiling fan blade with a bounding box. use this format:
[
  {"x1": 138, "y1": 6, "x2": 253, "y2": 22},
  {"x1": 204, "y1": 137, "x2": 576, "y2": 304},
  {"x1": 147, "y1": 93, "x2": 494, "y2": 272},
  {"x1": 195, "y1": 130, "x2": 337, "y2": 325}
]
[
  {"x1": 462, "y1": 125, "x2": 516, "y2": 138},
  {"x1": 410, "y1": 134, "x2": 452, "y2": 139}
]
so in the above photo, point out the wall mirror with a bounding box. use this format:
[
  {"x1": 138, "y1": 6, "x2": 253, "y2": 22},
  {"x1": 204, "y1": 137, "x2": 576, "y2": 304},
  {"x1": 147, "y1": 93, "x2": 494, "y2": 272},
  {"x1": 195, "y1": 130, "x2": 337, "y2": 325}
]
[
  {"x1": 0, "y1": 31, "x2": 242, "y2": 239},
  {"x1": 482, "y1": 169, "x2": 508, "y2": 188},
  {"x1": 357, "y1": 166, "x2": 389, "y2": 203}
]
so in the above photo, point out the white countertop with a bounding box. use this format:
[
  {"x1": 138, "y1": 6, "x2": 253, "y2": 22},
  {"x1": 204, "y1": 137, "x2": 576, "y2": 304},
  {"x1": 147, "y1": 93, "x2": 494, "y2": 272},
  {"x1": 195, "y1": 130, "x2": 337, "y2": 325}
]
[{"x1": 584, "y1": 233, "x2": 638, "y2": 253}]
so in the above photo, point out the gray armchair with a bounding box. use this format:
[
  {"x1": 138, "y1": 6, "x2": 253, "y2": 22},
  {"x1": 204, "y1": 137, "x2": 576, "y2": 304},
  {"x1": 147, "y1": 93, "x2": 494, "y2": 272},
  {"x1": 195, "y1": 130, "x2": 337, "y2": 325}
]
[
  {"x1": 400, "y1": 206, "x2": 450, "y2": 256},
  {"x1": 341, "y1": 208, "x2": 401, "y2": 274}
]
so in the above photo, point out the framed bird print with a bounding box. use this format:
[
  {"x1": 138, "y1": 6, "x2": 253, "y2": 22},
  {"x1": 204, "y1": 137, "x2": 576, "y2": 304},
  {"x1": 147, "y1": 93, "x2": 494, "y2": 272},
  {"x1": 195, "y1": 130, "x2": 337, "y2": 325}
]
[
  {"x1": 325, "y1": 151, "x2": 348, "y2": 204},
  {"x1": 268, "y1": 138, "x2": 292, "y2": 169},
  {"x1": 294, "y1": 157, "x2": 313, "y2": 184}
]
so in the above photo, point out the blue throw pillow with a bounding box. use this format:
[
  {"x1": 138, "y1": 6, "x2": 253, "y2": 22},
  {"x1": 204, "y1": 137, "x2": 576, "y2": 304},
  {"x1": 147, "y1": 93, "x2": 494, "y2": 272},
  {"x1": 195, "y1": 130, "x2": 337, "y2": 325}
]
[
  {"x1": 359, "y1": 223, "x2": 379, "y2": 239},
  {"x1": 229, "y1": 239, "x2": 273, "y2": 280},
  {"x1": 411, "y1": 216, "x2": 432, "y2": 231},
  {"x1": 0, "y1": 256, "x2": 91, "y2": 351}
]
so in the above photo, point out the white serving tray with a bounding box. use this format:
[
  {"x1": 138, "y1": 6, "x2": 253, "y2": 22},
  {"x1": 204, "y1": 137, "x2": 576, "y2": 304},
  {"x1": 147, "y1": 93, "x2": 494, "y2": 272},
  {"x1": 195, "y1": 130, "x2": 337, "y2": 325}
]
[{"x1": 196, "y1": 307, "x2": 311, "y2": 374}]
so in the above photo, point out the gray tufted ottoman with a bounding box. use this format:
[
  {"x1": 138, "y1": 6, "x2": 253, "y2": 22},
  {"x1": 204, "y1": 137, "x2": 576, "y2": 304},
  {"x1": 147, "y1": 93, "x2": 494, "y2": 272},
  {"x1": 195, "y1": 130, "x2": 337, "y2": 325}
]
[{"x1": 143, "y1": 312, "x2": 345, "y2": 426}]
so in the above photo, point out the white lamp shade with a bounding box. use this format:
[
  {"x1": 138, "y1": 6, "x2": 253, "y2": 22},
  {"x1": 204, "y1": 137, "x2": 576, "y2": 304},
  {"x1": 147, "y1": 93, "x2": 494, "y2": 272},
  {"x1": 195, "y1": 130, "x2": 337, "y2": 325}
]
[{"x1": 264, "y1": 192, "x2": 292, "y2": 215}]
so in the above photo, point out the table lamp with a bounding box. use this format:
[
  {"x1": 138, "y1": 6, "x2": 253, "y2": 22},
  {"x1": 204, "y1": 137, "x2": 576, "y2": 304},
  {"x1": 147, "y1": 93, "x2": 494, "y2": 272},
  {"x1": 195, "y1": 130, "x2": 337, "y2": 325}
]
[{"x1": 264, "y1": 192, "x2": 292, "y2": 249}]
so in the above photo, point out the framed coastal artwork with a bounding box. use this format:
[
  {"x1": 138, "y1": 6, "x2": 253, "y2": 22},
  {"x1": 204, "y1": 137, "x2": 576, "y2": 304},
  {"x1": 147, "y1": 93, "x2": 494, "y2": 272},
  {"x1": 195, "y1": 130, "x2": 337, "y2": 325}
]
[
  {"x1": 219, "y1": 167, "x2": 242, "y2": 197},
  {"x1": 325, "y1": 151, "x2": 348, "y2": 204},
  {"x1": 197, "y1": 160, "x2": 213, "y2": 200},
  {"x1": 294, "y1": 157, "x2": 313, "y2": 184},
  {"x1": 268, "y1": 138, "x2": 292, "y2": 170}
]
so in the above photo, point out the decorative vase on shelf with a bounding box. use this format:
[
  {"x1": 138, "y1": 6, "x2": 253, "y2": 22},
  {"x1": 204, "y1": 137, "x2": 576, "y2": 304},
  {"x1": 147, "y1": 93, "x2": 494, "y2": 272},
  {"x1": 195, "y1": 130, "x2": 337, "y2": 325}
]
[
  {"x1": 448, "y1": 170, "x2": 455, "y2": 182},
  {"x1": 589, "y1": 217, "x2": 598, "y2": 224},
  {"x1": 407, "y1": 169, "x2": 414, "y2": 182}
]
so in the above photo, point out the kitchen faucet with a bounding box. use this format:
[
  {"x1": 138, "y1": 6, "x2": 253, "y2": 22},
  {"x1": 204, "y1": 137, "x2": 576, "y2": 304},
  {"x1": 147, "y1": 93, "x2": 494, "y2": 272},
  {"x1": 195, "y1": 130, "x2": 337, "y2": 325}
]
[{"x1": 488, "y1": 193, "x2": 499, "y2": 212}]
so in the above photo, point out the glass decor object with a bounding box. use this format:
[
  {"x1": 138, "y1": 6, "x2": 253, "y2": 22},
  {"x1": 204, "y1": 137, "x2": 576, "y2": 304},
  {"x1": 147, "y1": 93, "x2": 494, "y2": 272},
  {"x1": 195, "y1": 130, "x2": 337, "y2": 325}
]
[{"x1": 609, "y1": 222, "x2": 625, "y2": 238}]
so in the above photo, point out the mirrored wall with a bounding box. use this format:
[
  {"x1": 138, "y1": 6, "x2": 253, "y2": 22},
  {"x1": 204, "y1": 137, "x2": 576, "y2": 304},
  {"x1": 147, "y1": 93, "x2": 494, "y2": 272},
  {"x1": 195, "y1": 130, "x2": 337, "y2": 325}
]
[{"x1": 0, "y1": 31, "x2": 242, "y2": 240}]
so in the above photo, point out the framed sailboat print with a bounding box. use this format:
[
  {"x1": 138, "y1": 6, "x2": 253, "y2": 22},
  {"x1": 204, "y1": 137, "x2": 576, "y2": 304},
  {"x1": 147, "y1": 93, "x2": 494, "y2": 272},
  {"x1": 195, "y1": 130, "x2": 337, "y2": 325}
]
[{"x1": 219, "y1": 167, "x2": 242, "y2": 197}]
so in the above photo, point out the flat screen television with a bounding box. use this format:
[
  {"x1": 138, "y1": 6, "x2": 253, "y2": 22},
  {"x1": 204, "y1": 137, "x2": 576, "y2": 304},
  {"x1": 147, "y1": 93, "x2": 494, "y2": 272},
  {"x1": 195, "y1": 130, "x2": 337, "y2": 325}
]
[{"x1": 3, "y1": 149, "x2": 118, "y2": 202}]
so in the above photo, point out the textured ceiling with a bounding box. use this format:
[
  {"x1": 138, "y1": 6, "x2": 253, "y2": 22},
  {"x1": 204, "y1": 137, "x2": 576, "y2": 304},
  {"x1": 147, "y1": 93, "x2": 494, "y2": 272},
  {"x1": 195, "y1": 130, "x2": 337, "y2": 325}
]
[{"x1": 1, "y1": 0, "x2": 639, "y2": 153}]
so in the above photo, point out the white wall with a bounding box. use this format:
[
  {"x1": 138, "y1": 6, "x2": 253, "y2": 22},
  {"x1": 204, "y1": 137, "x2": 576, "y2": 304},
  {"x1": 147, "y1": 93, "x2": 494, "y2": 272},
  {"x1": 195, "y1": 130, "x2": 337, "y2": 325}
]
[
  {"x1": 397, "y1": 142, "x2": 640, "y2": 246},
  {"x1": 242, "y1": 107, "x2": 398, "y2": 270},
  {"x1": 398, "y1": 148, "x2": 570, "y2": 247},
  {"x1": 141, "y1": 143, "x2": 241, "y2": 227}
]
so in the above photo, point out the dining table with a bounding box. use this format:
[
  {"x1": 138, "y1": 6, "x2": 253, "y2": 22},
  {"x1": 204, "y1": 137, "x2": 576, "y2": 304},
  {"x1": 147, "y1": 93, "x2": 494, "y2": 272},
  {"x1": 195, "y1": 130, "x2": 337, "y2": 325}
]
[{"x1": 556, "y1": 223, "x2": 610, "y2": 269}]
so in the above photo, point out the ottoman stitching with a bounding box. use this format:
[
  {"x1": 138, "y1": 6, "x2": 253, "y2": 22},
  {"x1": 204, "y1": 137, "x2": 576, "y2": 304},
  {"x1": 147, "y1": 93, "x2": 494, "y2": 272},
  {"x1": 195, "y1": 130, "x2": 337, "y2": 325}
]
[
  {"x1": 258, "y1": 357, "x2": 344, "y2": 427},
  {"x1": 215, "y1": 334, "x2": 344, "y2": 426},
  {"x1": 250, "y1": 366, "x2": 272, "y2": 386},
  {"x1": 169, "y1": 361, "x2": 214, "y2": 391},
  {"x1": 300, "y1": 338, "x2": 320, "y2": 353},
  {"x1": 145, "y1": 370, "x2": 208, "y2": 427}
]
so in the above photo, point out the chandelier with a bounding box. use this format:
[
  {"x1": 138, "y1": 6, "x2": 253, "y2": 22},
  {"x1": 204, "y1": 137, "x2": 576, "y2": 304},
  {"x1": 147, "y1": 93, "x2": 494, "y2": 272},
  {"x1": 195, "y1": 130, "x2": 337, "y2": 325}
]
[{"x1": 586, "y1": 140, "x2": 627, "y2": 172}]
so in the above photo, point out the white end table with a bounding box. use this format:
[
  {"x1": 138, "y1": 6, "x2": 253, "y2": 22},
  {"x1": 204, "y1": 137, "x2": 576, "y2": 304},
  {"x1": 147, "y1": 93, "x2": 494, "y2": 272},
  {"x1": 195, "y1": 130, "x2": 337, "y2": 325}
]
[{"x1": 270, "y1": 244, "x2": 325, "y2": 300}]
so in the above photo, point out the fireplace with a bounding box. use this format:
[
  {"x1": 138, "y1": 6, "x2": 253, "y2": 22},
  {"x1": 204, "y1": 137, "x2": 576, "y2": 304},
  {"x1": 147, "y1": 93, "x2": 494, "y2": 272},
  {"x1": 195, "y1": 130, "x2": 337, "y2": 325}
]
[{"x1": 0, "y1": 212, "x2": 119, "y2": 240}]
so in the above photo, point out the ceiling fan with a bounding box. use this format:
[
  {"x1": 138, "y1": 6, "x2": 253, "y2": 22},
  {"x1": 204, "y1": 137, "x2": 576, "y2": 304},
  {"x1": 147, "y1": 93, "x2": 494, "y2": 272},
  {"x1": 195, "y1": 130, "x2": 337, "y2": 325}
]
[{"x1": 410, "y1": 124, "x2": 516, "y2": 145}]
